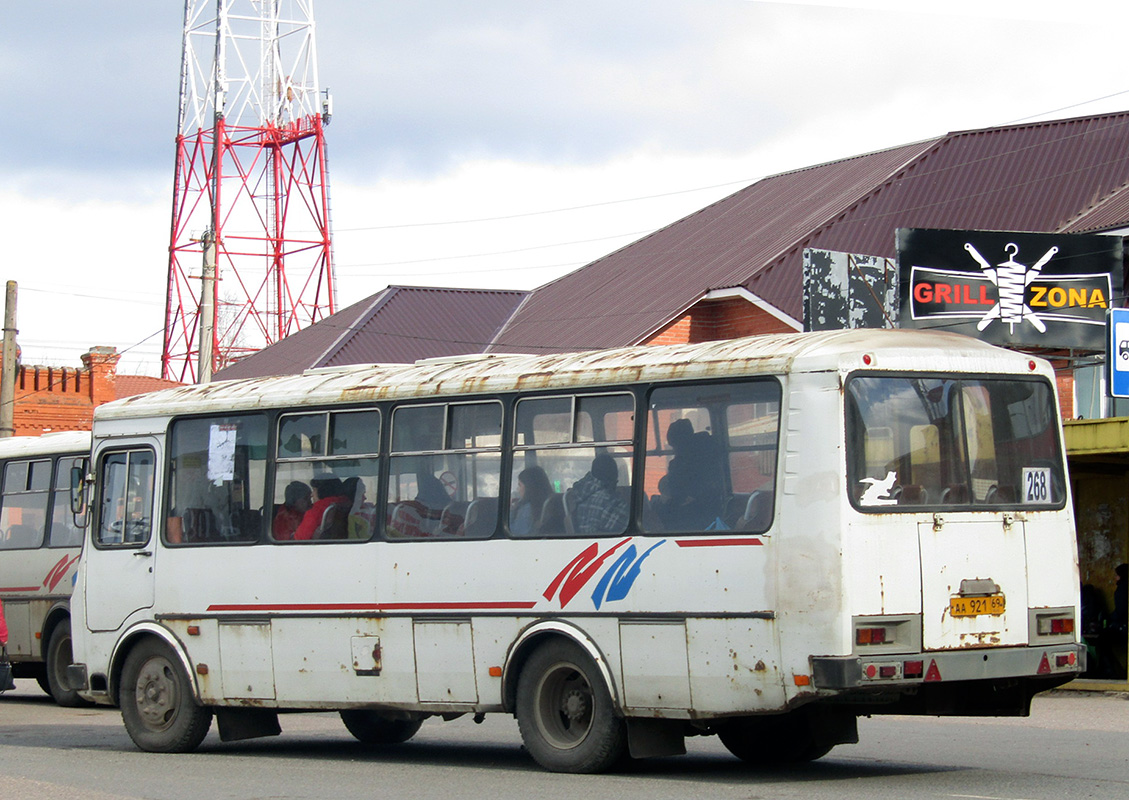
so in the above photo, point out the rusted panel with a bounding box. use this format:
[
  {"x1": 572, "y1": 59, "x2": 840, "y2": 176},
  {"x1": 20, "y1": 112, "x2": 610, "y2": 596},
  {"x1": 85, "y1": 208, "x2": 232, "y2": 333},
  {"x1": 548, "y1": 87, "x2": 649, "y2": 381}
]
[
  {"x1": 803, "y1": 248, "x2": 897, "y2": 332},
  {"x1": 351, "y1": 636, "x2": 382, "y2": 676}
]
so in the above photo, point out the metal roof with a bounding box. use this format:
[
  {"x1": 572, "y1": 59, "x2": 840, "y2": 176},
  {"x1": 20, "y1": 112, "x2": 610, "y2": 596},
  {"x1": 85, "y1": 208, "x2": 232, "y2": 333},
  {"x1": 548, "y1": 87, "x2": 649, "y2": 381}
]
[
  {"x1": 491, "y1": 111, "x2": 1129, "y2": 353},
  {"x1": 214, "y1": 286, "x2": 527, "y2": 380},
  {"x1": 0, "y1": 430, "x2": 91, "y2": 458},
  {"x1": 99, "y1": 328, "x2": 1044, "y2": 422}
]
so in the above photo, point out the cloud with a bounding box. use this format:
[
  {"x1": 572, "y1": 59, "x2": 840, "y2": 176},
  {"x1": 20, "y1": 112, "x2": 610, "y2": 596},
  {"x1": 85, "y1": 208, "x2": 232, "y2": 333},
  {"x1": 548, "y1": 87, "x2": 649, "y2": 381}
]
[{"x1": 0, "y1": 3, "x2": 182, "y2": 184}]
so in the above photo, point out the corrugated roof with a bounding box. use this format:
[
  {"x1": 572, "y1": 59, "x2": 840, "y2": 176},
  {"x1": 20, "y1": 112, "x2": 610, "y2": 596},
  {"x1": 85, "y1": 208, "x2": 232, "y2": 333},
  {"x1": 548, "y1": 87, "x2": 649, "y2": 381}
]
[
  {"x1": 488, "y1": 139, "x2": 938, "y2": 353},
  {"x1": 214, "y1": 286, "x2": 527, "y2": 380},
  {"x1": 491, "y1": 111, "x2": 1129, "y2": 352}
]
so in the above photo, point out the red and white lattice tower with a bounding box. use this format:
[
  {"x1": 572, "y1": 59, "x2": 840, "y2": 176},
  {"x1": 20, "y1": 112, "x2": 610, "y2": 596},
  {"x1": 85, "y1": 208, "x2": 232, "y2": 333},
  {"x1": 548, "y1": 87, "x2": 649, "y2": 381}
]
[{"x1": 163, "y1": 0, "x2": 335, "y2": 382}]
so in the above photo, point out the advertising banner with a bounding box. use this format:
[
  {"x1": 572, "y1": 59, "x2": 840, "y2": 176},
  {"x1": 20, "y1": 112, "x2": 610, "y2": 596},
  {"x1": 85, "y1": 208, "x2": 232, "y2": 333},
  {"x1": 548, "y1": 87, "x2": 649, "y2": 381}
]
[{"x1": 897, "y1": 228, "x2": 1123, "y2": 350}]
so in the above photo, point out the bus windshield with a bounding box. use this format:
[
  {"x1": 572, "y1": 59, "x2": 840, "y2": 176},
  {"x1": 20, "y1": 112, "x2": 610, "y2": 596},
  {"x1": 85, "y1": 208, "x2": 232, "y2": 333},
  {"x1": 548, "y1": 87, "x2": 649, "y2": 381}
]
[{"x1": 846, "y1": 375, "x2": 1064, "y2": 509}]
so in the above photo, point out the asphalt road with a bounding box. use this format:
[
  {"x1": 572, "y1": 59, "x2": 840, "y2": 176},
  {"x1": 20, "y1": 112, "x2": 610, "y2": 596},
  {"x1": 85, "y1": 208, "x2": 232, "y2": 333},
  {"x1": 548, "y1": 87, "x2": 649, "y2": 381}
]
[{"x1": 2, "y1": 679, "x2": 1127, "y2": 800}]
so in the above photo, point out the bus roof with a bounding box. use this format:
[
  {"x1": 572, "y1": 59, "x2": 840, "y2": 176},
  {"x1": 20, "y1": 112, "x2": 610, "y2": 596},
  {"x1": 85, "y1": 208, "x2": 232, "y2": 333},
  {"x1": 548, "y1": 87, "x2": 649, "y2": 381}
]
[
  {"x1": 0, "y1": 430, "x2": 92, "y2": 458},
  {"x1": 95, "y1": 329, "x2": 1046, "y2": 421}
]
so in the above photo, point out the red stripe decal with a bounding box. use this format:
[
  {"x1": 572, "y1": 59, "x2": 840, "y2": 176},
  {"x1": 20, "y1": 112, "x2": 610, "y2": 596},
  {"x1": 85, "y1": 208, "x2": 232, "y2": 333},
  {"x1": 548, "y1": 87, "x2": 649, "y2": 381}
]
[
  {"x1": 205, "y1": 601, "x2": 538, "y2": 613},
  {"x1": 0, "y1": 586, "x2": 42, "y2": 593},
  {"x1": 675, "y1": 538, "x2": 763, "y2": 548}
]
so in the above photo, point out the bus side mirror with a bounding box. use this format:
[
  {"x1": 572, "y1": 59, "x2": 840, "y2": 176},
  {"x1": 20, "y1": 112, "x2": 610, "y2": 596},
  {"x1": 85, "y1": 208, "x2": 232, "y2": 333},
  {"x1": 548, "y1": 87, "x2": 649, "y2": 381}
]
[{"x1": 70, "y1": 464, "x2": 88, "y2": 516}]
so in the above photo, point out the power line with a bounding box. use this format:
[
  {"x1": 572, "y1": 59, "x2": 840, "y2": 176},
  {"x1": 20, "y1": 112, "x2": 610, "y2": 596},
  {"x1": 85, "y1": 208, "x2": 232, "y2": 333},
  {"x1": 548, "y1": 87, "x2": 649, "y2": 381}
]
[{"x1": 335, "y1": 178, "x2": 753, "y2": 232}]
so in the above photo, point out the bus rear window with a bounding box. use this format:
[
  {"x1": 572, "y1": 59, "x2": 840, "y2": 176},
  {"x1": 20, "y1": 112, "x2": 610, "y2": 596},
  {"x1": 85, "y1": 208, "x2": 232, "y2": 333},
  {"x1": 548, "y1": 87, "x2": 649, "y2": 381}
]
[{"x1": 846, "y1": 375, "x2": 1064, "y2": 510}]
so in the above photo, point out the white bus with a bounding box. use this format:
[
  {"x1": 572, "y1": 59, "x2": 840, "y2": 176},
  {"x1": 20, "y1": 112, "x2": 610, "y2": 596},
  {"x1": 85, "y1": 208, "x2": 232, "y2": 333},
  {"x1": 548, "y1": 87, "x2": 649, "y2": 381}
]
[
  {"x1": 68, "y1": 330, "x2": 1083, "y2": 772},
  {"x1": 0, "y1": 430, "x2": 90, "y2": 705}
]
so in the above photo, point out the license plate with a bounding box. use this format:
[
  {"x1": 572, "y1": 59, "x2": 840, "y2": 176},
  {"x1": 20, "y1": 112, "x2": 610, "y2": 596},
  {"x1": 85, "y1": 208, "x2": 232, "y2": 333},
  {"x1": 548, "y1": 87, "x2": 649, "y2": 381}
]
[{"x1": 950, "y1": 594, "x2": 1005, "y2": 617}]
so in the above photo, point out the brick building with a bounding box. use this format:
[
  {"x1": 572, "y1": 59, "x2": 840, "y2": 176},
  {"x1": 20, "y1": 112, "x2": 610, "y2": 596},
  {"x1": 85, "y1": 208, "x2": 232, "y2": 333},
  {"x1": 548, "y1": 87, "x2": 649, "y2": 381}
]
[{"x1": 9, "y1": 346, "x2": 181, "y2": 436}]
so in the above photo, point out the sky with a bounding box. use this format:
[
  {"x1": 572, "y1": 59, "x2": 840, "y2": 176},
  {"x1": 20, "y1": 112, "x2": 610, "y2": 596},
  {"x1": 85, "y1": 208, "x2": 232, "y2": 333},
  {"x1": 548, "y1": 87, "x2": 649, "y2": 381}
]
[{"x1": 2, "y1": 0, "x2": 1128, "y2": 376}]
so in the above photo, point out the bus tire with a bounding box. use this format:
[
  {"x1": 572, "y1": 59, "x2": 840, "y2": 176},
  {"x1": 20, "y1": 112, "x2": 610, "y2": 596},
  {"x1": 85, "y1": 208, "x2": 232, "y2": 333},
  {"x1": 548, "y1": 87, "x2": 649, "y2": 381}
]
[
  {"x1": 718, "y1": 709, "x2": 839, "y2": 764},
  {"x1": 120, "y1": 638, "x2": 212, "y2": 753},
  {"x1": 515, "y1": 639, "x2": 626, "y2": 773},
  {"x1": 339, "y1": 710, "x2": 423, "y2": 744},
  {"x1": 45, "y1": 620, "x2": 90, "y2": 707}
]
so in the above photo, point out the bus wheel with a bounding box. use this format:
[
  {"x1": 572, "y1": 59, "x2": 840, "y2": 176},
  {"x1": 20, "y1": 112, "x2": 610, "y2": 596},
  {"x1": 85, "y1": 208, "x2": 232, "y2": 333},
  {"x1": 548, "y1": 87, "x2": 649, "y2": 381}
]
[
  {"x1": 340, "y1": 710, "x2": 423, "y2": 744},
  {"x1": 120, "y1": 639, "x2": 212, "y2": 753},
  {"x1": 718, "y1": 708, "x2": 844, "y2": 764},
  {"x1": 45, "y1": 620, "x2": 91, "y2": 707},
  {"x1": 515, "y1": 639, "x2": 626, "y2": 773}
]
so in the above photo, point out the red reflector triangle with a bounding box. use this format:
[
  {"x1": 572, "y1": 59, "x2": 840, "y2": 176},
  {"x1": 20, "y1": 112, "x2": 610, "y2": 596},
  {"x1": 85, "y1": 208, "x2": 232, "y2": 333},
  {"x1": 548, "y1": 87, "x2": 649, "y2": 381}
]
[
  {"x1": 1037, "y1": 653, "x2": 1051, "y2": 675},
  {"x1": 924, "y1": 659, "x2": 942, "y2": 682}
]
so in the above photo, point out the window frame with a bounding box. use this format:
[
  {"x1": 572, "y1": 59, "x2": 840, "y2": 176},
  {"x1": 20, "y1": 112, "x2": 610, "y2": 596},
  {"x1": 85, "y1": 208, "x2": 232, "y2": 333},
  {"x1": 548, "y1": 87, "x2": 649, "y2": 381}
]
[
  {"x1": 641, "y1": 377, "x2": 782, "y2": 536},
  {"x1": 385, "y1": 399, "x2": 504, "y2": 541},
  {"x1": 164, "y1": 412, "x2": 270, "y2": 547},
  {"x1": 844, "y1": 372, "x2": 1067, "y2": 513},
  {"x1": 92, "y1": 447, "x2": 156, "y2": 550},
  {"x1": 271, "y1": 407, "x2": 382, "y2": 544},
  {"x1": 510, "y1": 390, "x2": 637, "y2": 538}
]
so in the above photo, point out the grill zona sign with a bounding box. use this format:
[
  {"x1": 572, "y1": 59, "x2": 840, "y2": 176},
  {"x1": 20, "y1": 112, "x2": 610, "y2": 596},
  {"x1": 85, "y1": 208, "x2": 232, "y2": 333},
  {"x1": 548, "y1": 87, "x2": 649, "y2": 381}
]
[{"x1": 897, "y1": 228, "x2": 1122, "y2": 350}]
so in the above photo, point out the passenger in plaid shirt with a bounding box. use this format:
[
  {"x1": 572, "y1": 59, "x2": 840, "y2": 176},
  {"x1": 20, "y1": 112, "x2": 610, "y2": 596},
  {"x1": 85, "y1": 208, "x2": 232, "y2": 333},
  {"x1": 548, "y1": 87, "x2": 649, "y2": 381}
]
[{"x1": 571, "y1": 454, "x2": 628, "y2": 535}]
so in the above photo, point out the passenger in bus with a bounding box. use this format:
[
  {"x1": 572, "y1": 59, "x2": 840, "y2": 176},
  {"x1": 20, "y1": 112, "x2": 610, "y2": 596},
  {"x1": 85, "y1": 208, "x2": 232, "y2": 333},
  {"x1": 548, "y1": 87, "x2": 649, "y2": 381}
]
[
  {"x1": 569, "y1": 454, "x2": 629, "y2": 535},
  {"x1": 344, "y1": 476, "x2": 377, "y2": 539},
  {"x1": 272, "y1": 481, "x2": 312, "y2": 541},
  {"x1": 294, "y1": 473, "x2": 350, "y2": 540},
  {"x1": 510, "y1": 466, "x2": 553, "y2": 536},
  {"x1": 388, "y1": 472, "x2": 451, "y2": 537},
  {"x1": 654, "y1": 418, "x2": 725, "y2": 530}
]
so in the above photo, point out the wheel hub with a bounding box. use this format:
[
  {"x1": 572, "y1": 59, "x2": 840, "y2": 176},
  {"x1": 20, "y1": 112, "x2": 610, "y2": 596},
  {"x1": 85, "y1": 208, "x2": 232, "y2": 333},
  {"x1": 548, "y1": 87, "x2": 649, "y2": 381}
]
[{"x1": 562, "y1": 688, "x2": 588, "y2": 722}]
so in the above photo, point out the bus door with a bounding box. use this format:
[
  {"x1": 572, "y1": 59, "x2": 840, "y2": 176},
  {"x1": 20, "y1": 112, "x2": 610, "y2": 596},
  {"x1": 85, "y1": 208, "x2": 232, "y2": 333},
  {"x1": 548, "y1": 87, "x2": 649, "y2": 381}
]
[
  {"x1": 918, "y1": 517, "x2": 1029, "y2": 651},
  {"x1": 83, "y1": 443, "x2": 159, "y2": 632}
]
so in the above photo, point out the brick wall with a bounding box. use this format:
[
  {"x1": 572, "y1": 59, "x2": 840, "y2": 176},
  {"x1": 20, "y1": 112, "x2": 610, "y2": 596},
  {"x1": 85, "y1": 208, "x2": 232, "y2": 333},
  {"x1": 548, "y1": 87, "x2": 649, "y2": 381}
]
[
  {"x1": 10, "y1": 347, "x2": 120, "y2": 435},
  {"x1": 644, "y1": 298, "x2": 794, "y2": 346},
  {"x1": 1054, "y1": 364, "x2": 1074, "y2": 421}
]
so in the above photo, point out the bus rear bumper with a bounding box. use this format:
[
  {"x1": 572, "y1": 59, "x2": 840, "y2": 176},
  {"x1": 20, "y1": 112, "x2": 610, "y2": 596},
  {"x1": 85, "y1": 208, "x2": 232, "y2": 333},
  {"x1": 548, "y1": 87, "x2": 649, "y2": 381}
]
[{"x1": 812, "y1": 642, "x2": 1086, "y2": 690}]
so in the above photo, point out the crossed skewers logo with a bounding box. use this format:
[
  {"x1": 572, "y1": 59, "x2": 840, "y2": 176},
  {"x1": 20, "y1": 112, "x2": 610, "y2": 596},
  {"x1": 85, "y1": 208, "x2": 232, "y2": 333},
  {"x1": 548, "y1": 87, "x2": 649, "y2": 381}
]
[{"x1": 963, "y1": 242, "x2": 1058, "y2": 334}]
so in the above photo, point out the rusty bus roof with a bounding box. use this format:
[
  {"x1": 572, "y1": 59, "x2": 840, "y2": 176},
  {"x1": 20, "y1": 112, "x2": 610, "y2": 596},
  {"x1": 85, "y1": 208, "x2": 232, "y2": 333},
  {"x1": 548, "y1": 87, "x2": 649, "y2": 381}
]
[
  {"x1": 96, "y1": 329, "x2": 1045, "y2": 422},
  {"x1": 0, "y1": 430, "x2": 91, "y2": 457}
]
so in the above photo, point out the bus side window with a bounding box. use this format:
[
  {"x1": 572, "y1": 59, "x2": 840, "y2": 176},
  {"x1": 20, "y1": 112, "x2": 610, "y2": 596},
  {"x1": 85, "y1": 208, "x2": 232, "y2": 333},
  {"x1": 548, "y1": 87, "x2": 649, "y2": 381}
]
[
  {"x1": 0, "y1": 459, "x2": 50, "y2": 550},
  {"x1": 386, "y1": 402, "x2": 501, "y2": 540},
  {"x1": 643, "y1": 381, "x2": 781, "y2": 534},
  {"x1": 168, "y1": 415, "x2": 268, "y2": 545},
  {"x1": 511, "y1": 393, "x2": 634, "y2": 538},
  {"x1": 49, "y1": 457, "x2": 86, "y2": 547},
  {"x1": 95, "y1": 450, "x2": 154, "y2": 546}
]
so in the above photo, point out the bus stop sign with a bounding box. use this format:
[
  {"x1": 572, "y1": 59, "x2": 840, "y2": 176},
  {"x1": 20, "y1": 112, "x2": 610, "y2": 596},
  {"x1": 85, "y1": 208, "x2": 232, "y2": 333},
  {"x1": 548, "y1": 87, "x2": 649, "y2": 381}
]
[{"x1": 1109, "y1": 308, "x2": 1129, "y2": 398}]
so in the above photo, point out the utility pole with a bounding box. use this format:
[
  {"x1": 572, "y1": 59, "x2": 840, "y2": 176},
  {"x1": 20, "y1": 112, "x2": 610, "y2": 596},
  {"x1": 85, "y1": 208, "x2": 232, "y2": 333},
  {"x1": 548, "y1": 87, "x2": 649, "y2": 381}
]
[
  {"x1": 0, "y1": 281, "x2": 18, "y2": 438},
  {"x1": 198, "y1": 230, "x2": 217, "y2": 384}
]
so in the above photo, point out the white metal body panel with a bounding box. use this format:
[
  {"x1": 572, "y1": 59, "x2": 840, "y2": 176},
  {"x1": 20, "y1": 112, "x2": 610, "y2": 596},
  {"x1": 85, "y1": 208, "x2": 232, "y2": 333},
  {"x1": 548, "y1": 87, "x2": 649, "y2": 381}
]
[{"x1": 918, "y1": 519, "x2": 1029, "y2": 649}]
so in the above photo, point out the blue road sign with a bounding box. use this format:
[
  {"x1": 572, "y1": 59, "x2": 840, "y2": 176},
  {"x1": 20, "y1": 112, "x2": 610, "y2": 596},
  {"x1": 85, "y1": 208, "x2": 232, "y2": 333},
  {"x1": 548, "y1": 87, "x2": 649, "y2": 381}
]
[{"x1": 1109, "y1": 308, "x2": 1129, "y2": 398}]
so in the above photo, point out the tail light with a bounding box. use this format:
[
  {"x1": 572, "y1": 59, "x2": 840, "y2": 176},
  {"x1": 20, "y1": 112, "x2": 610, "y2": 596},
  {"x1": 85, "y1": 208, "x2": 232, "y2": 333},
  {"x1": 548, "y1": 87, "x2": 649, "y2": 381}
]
[{"x1": 856, "y1": 627, "x2": 888, "y2": 646}]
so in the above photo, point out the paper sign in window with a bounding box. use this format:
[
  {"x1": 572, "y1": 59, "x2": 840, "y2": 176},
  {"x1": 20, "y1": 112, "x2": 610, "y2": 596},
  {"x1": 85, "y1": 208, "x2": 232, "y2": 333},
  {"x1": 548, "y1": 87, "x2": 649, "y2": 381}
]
[{"x1": 208, "y1": 424, "x2": 238, "y2": 485}]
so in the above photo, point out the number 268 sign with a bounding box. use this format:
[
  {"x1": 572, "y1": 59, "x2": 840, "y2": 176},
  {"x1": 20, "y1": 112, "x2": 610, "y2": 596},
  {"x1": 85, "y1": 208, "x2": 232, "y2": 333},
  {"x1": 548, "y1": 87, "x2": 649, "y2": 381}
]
[{"x1": 1022, "y1": 467, "x2": 1051, "y2": 504}]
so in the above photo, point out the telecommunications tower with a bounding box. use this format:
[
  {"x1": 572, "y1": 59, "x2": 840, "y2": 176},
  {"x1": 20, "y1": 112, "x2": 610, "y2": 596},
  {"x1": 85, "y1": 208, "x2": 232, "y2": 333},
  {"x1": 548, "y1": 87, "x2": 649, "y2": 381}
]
[{"x1": 163, "y1": 0, "x2": 335, "y2": 382}]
